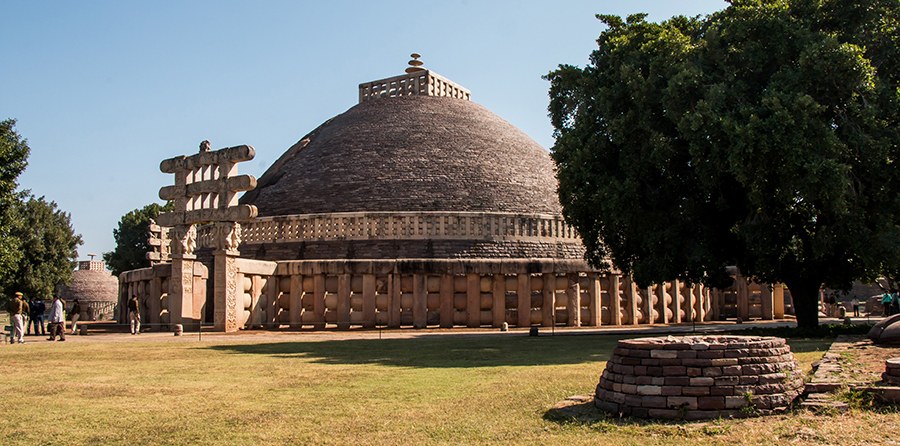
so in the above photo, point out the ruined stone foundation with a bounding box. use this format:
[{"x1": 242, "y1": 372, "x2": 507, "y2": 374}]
[{"x1": 594, "y1": 336, "x2": 804, "y2": 420}]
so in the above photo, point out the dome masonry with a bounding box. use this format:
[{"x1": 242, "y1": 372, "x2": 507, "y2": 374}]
[{"x1": 237, "y1": 57, "x2": 581, "y2": 260}]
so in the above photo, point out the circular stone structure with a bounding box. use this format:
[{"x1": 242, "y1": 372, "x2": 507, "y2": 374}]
[
  {"x1": 232, "y1": 68, "x2": 585, "y2": 261},
  {"x1": 868, "y1": 313, "x2": 900, "y2": 344},
  {"x1": 884, "y1": 358, "x2": 900, "y2": 385},
  {"x1": 594, "y1": 336, "x2": 804, "y2": 420},
  {"x1": 57, "y1": 260, "x2": 118, "y2": 321}
]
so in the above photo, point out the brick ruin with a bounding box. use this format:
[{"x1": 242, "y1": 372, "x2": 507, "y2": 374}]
[{"x1": 594, "y1": 336, "x2": 804, "y2": 419}]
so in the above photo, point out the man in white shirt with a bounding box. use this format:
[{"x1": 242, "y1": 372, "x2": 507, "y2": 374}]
[{"x1": 47, "y1": 295, "x2": 66, "y2": 341}]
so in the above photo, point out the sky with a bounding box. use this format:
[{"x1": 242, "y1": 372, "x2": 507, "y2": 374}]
[{"x1": 1, "y1": 0, "x2": 729, "y2": 263}]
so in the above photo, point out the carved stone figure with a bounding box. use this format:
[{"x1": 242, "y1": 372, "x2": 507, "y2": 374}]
[{"x1": 172, "y1": 224, "x2": 197, "y2": 256}]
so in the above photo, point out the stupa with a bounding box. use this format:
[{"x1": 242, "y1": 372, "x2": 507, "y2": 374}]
[
  {"x1": 235, "y1": 55, "x2": 582, "y2": 261},
  {"x1": 58, "y1": 259, "x2": 118, "y2": 321},
  {"x1": 120, "y1": 55, "x2": 730, "y2": 332}
]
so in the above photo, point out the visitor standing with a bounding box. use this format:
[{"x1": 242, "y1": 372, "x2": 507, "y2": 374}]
[
  {"x1": 827, "y1": 293, "x2": 837, "y2": 317},
  {"x1": 851, "y1": 296, "x2": 860, "y2": 317},
  {"x1": 127, "y1": 294, "x2": 140, "y2": 335},
  {"x1": 47, "y1": 295, "x2": 65, "y2": 341},
  {"x1": 70, "y1": 299, "x2": 80, "y2": 335},
  {"x1": 893, "y1": 293, "x2": 899, "y2": 316},
  {"x1": 883, "y1": 292, "x2": 893, "y2": 316},
  {"x1": 5, "y1": 292, "x2": 26, "y2": 344},
  {"x1": 28, "y1": 298, "x2": 45, "y2": 336}
]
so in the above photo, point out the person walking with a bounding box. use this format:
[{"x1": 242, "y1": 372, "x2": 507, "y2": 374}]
[
  {"x1": 70, "y1": 299, "x2": 80, "y2": 335},
  {"x1": 127, "y1": 294, "x2": 140, "y2": 335},
  {"x1": 47, "y1": 295, "x2": 65, "y2": 341},
  {"x1": 27, "y1": 298, "x2": 45, "y2": 336},
  {"x1": 6, "y1": 292, "x2": 27, "y2": 344},
  {"x1": 851, "y1": 296, "x2": 860, "y2": 317}
]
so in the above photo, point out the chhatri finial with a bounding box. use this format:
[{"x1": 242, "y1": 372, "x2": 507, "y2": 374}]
[{"x1": 405, "y1": 53, "x2": 425, "y2": 74}]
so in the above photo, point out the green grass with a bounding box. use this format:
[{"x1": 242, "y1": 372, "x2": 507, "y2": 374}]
[{"x1": 0, "y1": 332, "x2": 895, "y2": 445}]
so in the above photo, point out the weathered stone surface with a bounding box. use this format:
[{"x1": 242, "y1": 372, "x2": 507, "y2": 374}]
[
  {"x1": 637, "y1": 385, "x2": 662, "y2": 396},
  {"x1": 667, "y1": 396, "x2": 698, "y2": 410}
]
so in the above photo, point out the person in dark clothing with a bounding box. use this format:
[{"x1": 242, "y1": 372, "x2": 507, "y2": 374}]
[
  {"x1": 70, "y1": 299, "x2": 81, "y2": 335},
  {"x1": 27, "y1": 298, "x2": 45, "y2": 336},
  {"x1": 127, "y1": 295, "x2": 140, "y2": 335}
]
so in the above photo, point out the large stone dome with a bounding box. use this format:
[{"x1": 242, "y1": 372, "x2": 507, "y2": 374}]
[
  {"x1": 231, "y1": 68, "x2": 583, "y2": 261},
  {"x1": 241, "y1": 95, "x2": 561, "y2": 216}
]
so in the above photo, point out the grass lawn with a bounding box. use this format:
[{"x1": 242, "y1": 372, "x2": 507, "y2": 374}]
[{"x1": 0, "y1": 330, "x2": 896, "y2": 445}]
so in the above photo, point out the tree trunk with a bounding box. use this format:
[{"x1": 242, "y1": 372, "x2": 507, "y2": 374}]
[{"x1": 784, "y1": 279, "x2": 821, "y2": 329}]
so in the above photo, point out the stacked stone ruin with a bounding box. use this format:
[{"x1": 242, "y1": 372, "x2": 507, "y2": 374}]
[{"x1": 594, "y1": 336, "x2": 804, "y2": 420}]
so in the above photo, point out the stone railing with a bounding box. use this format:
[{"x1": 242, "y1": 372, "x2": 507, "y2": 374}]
[
  {"x1": 196, "y1": 212, "x2": 580, "y2": 247},
  {"x1": 117, "y1": 258, "x2": 723, "y2": 331},
  {"x1": 118, "y1": 262, "x2": 207, "y2": 329},
  {"x1": 359, "y1": 70, "x2": 471, "y2": 103},
  {"x1": 252, "y1": 259, "x2": 716, "y2": 330}
]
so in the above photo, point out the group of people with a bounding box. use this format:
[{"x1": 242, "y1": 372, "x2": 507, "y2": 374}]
[
  {"x1": 5, "y1": 292, "x2": 80, "y2": 344},
  {"x1": 883, "y1": 292, "x2": 900, "y2": 316}
]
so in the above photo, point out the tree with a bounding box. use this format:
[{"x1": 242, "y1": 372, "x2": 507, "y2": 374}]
[
  {"x1": 546, "y1": 0, "x2": 900, "y2": 328},
  {"x1": 0, "y1": 119, "x2": 30, "y2": 279},
  {"x1": 0, "y1": 195, "x2": 82, "y2": 300},
  {"x1": 104, "y1": 201, "x2": 174, "y2": 276}
]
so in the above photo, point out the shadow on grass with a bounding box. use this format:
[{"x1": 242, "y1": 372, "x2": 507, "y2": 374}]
[{"x1": 205, "y1": 334, "x2": 622, "y2": 368}]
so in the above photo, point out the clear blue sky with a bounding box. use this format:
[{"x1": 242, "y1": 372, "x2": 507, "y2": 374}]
[{"x1": 1, "y1": 0, "x2": 728, "y2": 263}]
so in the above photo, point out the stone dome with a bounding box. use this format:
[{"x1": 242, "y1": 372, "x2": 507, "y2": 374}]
[
  {"x1": 57, "y1": 260, "x2": 118, "y2": 321},
  {"x1": 230, "y1": 68, "x2": 583, "y2": 261},
  {"x1": 240, "y1": 95, "x2": 562, "y2": 217}
]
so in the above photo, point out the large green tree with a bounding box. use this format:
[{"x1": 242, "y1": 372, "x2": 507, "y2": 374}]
[
  {"x1": 0, "y1": 195, "x2": 82, "y2": 300},
  {"x1": 104, "y1": 201, "x2": 173, "y2": 276},
  {"x1": 546, "y1": 0, "x2": 900, "y2": 328},
  {"x1": 0, "y1": 119, "x2": 31, "y2": 278}
]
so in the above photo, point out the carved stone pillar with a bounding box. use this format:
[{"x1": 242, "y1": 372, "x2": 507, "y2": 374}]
[
  {"x1": 213, "y1": 222, "x2": 242, "y2": 332},
  {"x1": 170, "y1": 224, "x2": 197, "y2": 331}
]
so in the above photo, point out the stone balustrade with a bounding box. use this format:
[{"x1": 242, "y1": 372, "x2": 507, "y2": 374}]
[
  {"x1": 194, "y1": 212, "x2": 579, "y2": 248},
  {"x1": 359, "y1": 70, "x2": 471, "y2": 103},
  {"x1": 119, "y1": 258, "x2": 720, "y2": 331}
]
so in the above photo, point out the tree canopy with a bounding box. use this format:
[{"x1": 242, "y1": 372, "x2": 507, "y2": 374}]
[
  {"x1": 0, "y1": 195, "x2": 82, "y2": 300},
  {"x1": 0, "y1": 120, "x2": 82, "y2": 303},
  {"x1": 546, "y1": 0, "x2": 900, "y2": 328},
  {"x1": 104, "y1": 201, "x2": 173, "y2": 276},
  {"x1": 0, "y1": 119, "x2": 31, "y2": 277}
]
